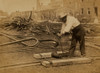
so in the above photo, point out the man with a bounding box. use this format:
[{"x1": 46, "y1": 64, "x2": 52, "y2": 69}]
[{"x1": 59, "y1": 13, "x2": 86, "y2": 57}]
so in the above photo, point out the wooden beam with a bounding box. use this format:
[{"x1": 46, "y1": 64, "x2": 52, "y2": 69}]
[
  {"x1": 41, "y1": 57, "x2": 92, "y2": 67},
  {"x1": 0, "y1": 37, "x2": 35, "y2": 46},
  {"x1": 33, "y1": 51, "x2": 68, "y2": 59}
]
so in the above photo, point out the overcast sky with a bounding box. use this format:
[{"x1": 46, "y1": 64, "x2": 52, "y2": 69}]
[{"x1": 0, "y1": 0, "x2": 50, "y2": 14}]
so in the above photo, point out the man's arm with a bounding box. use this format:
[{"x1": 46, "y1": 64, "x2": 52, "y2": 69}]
[{"x1": 61, "y1": 16, "x2": 73, "y2": 34}]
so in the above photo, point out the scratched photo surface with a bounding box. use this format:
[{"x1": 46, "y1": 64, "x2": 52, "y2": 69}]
[{"x1": 0, "y1": 0, "x2": 100, "y2": 73}]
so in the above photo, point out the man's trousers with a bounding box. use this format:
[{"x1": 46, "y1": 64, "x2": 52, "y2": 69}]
[{"x1": 69, "y1": 24, "x2": 86, "y2": 57}]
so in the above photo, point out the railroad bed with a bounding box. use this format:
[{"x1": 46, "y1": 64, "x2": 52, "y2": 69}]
[{"x1": 0, "y1": 30, "x2": 100, "y2": 70}]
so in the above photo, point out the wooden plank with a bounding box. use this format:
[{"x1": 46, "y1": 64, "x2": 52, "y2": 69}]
[
  {"x1": 33, "y1": 51, "x2": 68, "y2": 59},
  {"x1": 0, "y1": 37, "x2": 35, "y2": 46},
  {"x1": 42, "y1": 61, "x2": 51, "y2": 67},
  {"x1": 52, "y1": 57, "x2": 92, "y2": 67},
  {"x1": 41, "y1": 57, "x2": 92, "y2": 67},
  {"x1": 90, "y1": 56, "x2": 100, "y2": 60},
  {"x1": 33, "y1": 52, "x2": 52, "y2": 59}
]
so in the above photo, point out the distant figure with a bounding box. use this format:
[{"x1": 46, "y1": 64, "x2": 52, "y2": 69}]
[{"x1": 59, "y1": 12, "x2": 86, "y2": 57}]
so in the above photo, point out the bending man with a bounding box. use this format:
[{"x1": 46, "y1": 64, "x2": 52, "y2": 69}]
[{"x1": 59, "y1": 13, "x2": 86, "y2": 57}]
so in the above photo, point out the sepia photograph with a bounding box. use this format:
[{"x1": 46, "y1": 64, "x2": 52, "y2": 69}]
[{"x1": 0, "y1": 0, "x2": 100, "y2": 73}]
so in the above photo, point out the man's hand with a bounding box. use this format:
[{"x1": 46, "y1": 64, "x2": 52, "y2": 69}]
[
  {"x1": 65, "y1": 32, "x2": 70, "y2": 35},
  {"x1": 57, "y1": 33, "x2": 62, "y2": 37}
]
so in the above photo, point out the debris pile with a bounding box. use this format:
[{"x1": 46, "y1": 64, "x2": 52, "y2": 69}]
[
  {"x1": 1, "y1": 10, "x2": 99, "y2": 38},
  {"x1": 31, "y1": 21, "x2": 61, "y2": 35},
  {"x1": 4, "y1": 11, "x2": 34, "y2": 31}
]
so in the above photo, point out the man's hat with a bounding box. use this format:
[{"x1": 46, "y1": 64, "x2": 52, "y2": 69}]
[{"x1": 59, "y1": 12, "x2": 67, "y2": 18}]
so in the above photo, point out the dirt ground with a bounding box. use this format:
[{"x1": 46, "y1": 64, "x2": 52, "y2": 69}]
[
  {"x1": 0, "y1": 60, "x2": 100, "y2": 73},
  {"x1": 0, "y1": 23, "x2": 100, "y2": 73}
]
